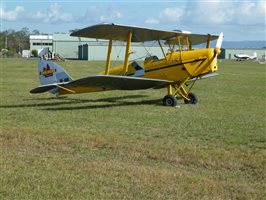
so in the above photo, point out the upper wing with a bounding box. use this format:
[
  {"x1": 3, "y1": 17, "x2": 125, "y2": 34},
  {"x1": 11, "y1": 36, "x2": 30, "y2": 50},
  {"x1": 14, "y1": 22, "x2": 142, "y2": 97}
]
[
  {"x1": 71, "y1": 23, "x2": 179, "y2": 42},
  {"x1": 71, "y1": 23, "x2": 219, "y2": 44},
  {"x1": 183, "y1": 34, "x2": 218, "y2": 45},
  {"x1": 166, "y1": 33, "x2": 219, "y2": 45},
  {"x1": 68, "y1": 75, "x2": 172, "y2": 90},
  {"x1": 30, "y1": 75, "x2": 173, "y2": 94}
]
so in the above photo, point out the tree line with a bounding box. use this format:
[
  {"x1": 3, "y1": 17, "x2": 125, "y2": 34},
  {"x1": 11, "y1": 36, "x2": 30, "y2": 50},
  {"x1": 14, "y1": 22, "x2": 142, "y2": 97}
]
[{"x1": 0, "y1": 27, "x2": 44, "y2": 57}]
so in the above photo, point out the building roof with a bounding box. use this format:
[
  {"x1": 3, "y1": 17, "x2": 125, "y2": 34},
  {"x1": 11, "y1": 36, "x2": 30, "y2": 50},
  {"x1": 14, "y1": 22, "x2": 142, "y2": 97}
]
[
  {"x1": 53, "y1": 33, "x2": 96, "y2": 42},
  {"x1": 29, "y1": 35, "x2": 53, "y2": 40}
]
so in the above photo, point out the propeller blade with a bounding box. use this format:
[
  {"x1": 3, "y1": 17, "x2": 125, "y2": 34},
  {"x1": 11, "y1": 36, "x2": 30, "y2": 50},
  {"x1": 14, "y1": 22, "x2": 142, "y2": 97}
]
[{"x1": 216, "y1": 32, "x2": 224, "y2": 49}]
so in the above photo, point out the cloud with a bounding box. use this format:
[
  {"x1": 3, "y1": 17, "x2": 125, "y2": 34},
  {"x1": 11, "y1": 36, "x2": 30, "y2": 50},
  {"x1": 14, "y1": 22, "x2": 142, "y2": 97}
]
[
  {"x1": 183, "y1": 0, "x2": 265, "y2": 26},
  {"x1": 145, "y1": 18, "x2": 160, "y2": 24},
  {"x1": 0, "y1": 5, "x2": 24, "y2": 21},
  {"x1": 100, "y1": 10, "x2": 123, "y2": 22},
  {"x1": 28, "y1": 3, "x2": 74, "y2": 24},
  {"x1": 145, "y1": 7, "x2": 184, "y2": 25},
  {"x1": 145, "y1": 1, "x2": 265, "y2": 27},
  {"x1": 182, "y1": 1, "x2": 232, "y2": 25},
  {"x1": 79, "y1": 6, "x2": 123, "y2": 23},
  {"x1": 159, "y1": 7, "x2": 184, "y2": 23},
  {"x1": 235, "y1": 0, "x2": 266, "y2": 25}
]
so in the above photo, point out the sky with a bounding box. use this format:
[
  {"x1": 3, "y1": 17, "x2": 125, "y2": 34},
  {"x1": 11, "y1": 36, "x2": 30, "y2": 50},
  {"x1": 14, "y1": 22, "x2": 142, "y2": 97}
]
[{"x1": 0, "y1": 0, "x2": 265, "y2": 41}]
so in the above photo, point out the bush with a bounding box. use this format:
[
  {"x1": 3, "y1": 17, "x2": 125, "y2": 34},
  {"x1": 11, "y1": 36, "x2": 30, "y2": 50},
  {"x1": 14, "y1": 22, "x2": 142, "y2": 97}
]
[
  {"x1": 0, "y1": 50, "x2": 16, "y2": 58},
  {"x1": 31, "y1": 49, "x2": 38, "y2": 57},
  {"x1": 5, "y1": 51, "x2": 15, "y2": 57}
]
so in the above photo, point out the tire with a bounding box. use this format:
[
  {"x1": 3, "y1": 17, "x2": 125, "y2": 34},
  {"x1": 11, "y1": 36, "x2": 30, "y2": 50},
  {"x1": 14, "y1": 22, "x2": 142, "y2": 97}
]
[
  {"x1": 163, "y1": 95, "x2": 178, "y2": 107},
  {"x1": 184, "y1": 93, "x2": 198, "y2": 104}
]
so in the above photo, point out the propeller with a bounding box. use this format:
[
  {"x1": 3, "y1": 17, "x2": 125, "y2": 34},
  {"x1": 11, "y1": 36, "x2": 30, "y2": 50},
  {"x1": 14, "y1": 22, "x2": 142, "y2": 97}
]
[{"x1": 214, "y1": 32, "x2": 223, "y2": 56}]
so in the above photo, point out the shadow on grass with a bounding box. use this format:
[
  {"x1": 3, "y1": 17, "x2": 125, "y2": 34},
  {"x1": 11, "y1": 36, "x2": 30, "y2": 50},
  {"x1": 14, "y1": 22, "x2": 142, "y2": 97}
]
[
  {"x1": 0, "y1": 95, "x2": 163, "y2": 110},
  {"x1": 42, "y1": 98, "x2": 163, "y2": 111}
]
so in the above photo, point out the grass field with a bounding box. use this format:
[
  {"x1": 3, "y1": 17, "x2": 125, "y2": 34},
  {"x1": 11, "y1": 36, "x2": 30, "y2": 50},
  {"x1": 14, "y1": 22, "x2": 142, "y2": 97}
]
[{"x1": 0, "y1": 58, "x2": 265, "y2": 199}]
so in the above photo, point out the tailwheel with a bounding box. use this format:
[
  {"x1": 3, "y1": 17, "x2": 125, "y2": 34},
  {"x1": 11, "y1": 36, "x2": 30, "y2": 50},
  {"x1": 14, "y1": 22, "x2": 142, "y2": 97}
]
[
  {"x1": 184, "y1": 92, "x2": 198, "y2": 104},
  {"x1": 163, "y1": 94, "x2": 178, "y2": 107}
]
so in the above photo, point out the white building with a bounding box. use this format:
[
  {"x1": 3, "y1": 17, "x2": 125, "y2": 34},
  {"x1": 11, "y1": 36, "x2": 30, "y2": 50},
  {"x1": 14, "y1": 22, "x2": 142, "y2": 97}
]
[
  {"x1": 29, "y1": 33, "x2": 168, "y2": 60},
  {"x1": 29, "y1": 35, "x2": 53, "y2": 52}
]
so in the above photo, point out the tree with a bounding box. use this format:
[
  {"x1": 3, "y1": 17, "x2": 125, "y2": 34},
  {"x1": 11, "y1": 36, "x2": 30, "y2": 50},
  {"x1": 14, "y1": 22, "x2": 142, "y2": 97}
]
[
  {"x1": 31, "y1": 29, "x2": 40, "y2": 35},
  {"x1": 0, "y1": 27, "x2": 50, "y2": 57},
  {"x1": 20, "y1": 27, "x2": 30, "y2": 37},
  {"x1": 69, "y1": 29, "x2": 80, "y2": 34},
  {"x1": 0, "y1": 27, "x2": 30, "y2": 56}
]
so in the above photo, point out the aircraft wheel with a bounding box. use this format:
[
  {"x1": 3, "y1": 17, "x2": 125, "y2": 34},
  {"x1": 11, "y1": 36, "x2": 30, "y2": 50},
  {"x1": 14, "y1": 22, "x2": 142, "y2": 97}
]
[
  {"x1": 184, "y1": 93, "x2": 198, "y2": 104},
  {"x1": 163, "y1": 95, "x2": 177, "y2": 107}
]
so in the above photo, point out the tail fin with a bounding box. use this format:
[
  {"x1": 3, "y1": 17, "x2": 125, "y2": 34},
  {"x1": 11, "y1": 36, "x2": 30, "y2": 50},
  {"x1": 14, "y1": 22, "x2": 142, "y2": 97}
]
[{"x1": 38, "y1": 60, "x2": 73, "y2": 85}]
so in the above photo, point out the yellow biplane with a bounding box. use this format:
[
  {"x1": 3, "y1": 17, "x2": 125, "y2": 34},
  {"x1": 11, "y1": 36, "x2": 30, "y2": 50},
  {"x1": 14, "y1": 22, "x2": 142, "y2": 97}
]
[{"x1": 30, "y1": 23, "x2": 223, "y2": 107}]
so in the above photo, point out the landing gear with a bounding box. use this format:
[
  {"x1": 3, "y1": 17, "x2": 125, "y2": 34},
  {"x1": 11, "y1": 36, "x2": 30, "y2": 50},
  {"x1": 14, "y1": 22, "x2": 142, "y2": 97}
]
[
  {"x1": 163, "y1": 83, "x2": 199, "y2": 107},
  {"x1": 184, "y1": 92, "x2": 198, "y2": 104},
  {"x1": 163, "y1": 95, "x2": 177, "y2": 107}
]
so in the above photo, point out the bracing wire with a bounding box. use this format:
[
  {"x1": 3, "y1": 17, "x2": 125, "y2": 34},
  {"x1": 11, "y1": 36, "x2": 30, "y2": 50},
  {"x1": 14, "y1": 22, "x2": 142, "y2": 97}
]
[
  {"x1": 131, "y1": 33, "x2": 159, "y2": 62},
  {"x1": 113, "y1": 40, "x2": 124, "y2": 67}
]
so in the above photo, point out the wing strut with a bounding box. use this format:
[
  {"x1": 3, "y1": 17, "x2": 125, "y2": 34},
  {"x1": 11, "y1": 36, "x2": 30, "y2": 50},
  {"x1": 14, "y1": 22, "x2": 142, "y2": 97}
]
[
  {"x1": 57, "y1": 85, "x2": 76, "y2": 93},
  {"x1": 123, "y1": 31, "x2": 132, "y2": 75},
  {"x1": 105, "y1": 39, "x2": 113, "y2": 75}
]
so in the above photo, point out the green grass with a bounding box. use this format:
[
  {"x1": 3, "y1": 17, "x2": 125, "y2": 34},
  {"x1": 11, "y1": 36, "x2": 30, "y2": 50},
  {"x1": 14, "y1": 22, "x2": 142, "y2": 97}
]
[{"x1": 0, "y1": 58, "x2": 265, "y2": 199}]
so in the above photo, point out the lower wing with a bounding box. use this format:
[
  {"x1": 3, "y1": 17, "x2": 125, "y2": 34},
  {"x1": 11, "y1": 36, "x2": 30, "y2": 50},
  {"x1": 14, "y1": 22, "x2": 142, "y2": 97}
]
[
  {"x1": 30, "y1": 75, "x2": 173, "y2": 94},
  {"x1": 188, "y1": 72, "x2": 219, "y2": 82}
]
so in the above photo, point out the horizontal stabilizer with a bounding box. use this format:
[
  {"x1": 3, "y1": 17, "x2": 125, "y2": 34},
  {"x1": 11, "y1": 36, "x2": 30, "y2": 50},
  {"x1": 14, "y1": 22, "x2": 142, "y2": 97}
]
[
  {"x1": 30, "y1": 83, "x2": 65, "y2": 93},
  {"x1": 68, "y1": 75, "x2": 173, "y2": 90}
]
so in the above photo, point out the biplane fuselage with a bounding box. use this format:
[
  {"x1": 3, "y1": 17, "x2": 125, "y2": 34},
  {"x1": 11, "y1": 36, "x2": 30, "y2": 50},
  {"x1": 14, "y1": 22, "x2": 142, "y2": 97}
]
[
  {"x1": 106, "y1": 48, "x2": 218, "y2": 81},
  {"x1": 58, "y1": 48, "x2": 218, "y2": 95}
]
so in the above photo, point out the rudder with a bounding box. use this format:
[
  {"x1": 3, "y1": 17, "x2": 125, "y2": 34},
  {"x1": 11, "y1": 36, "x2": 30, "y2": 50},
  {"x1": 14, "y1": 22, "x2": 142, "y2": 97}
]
[{"x1": 38, "y1": 60, "x2": 73, "y2": 85}]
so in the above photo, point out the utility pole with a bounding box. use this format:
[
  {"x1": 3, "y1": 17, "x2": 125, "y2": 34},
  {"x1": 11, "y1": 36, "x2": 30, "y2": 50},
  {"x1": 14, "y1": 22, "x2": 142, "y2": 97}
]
[{"x1": 5, "y1": 33, "x2": 7, "y2": 49}]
